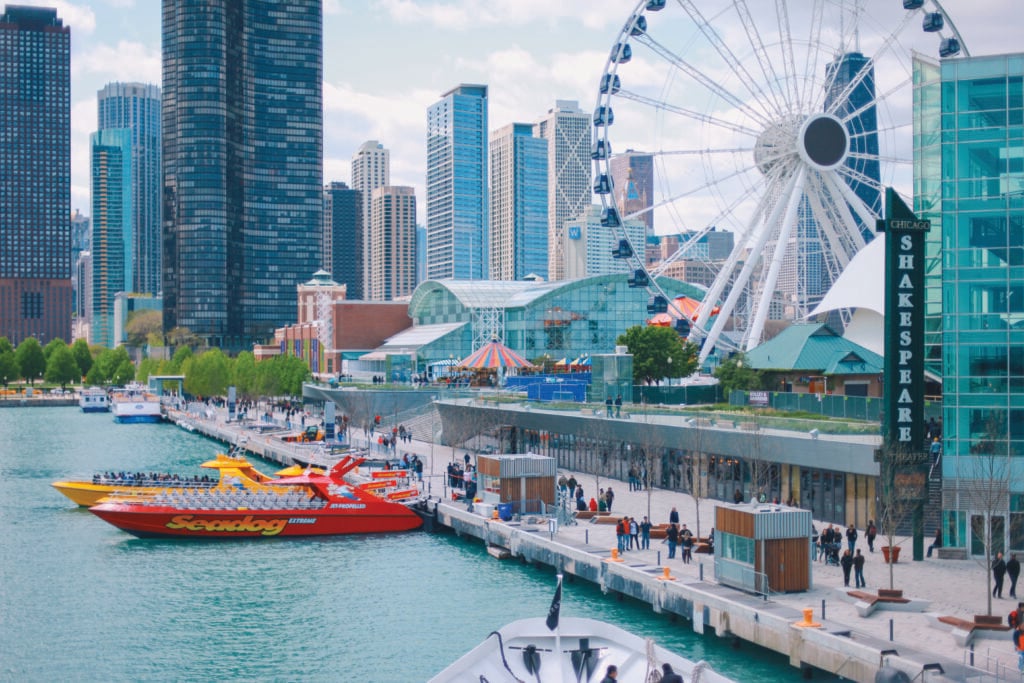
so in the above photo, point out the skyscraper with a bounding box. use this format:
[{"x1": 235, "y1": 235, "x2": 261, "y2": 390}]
[
  {"x1": 0, "y1": 6, "x2": 71, "y2": 346},
  {"x1": 426, "y1": 84, "x2": 488, "y2": 280},
  {"x1": 534, "y1": 100, "x2": 591, "y2": 282},
  {"x1": 162, "y1": 0, "x2": 323, "y2": 351},
  {"x1": 351, "y1": 141, "x2": 389, "y2": 297},
  {"x1": 89, "y1": 129, "x2": 132, "y2": 348},
  {"x1": 609, "y1": 151, "x2": 654, "y2": 235},
  {"x1": 97, "y1": 82, "x2": 161, "y2": 296},
  {"x1": 369, "y1": 186, "x2": 417, "y2": 301},
  {"x1": 323, "y1": 182, "x2": 362, "y2": 299},
  {"x1": 489, "y1": 123, "x2": 548, "y2": 281}
]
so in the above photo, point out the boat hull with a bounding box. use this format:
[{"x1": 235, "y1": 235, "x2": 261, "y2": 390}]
[
  {"x1": 89, "y1": 504, "x2": 422, "y2": 538},
  {"x1": 52, "y1": 481, "x2": 126, "y2": 507},
  {"x1": 113, "y1": 414, "x2": 163, "y2": 424}
]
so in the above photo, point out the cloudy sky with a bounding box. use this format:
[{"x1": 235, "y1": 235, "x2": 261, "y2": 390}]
[{"x1": 13, "y1": 0, "x2": 1019, "y2": 229}]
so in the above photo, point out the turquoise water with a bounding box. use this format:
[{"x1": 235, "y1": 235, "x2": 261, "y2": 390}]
[{"x1": 0, "y1": 407, "x2": 817, "y2": 682}]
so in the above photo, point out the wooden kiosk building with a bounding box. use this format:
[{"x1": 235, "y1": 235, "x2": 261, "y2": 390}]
[
  {"x1": 476, "y1": 453, "x2": 556, "y2": 517},
  {"x1": 714, "y1": 504, "x2": 813, "y2": 594}
]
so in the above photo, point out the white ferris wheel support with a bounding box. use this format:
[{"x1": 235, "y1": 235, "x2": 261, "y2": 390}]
[{"x1": 593, "y1": 0, "x2": 970, "y2": 365}]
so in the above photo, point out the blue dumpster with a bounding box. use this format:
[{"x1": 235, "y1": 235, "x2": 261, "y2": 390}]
[{"x1": 497, "y1": 503, "x2": 513, "y2": 521}]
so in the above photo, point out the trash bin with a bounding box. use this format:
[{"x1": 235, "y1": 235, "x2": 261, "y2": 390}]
[{"x1": 497, "y1": 503, "x2": 513, "y2": 521}]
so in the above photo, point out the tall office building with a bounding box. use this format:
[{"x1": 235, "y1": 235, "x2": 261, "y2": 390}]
[
  {"x1": 534, "y1": 100, "x2": 591, "y2": 282},
  {"x1": 89, "y1": 129, "x2": 132, "y2": 348},
  {"x1": 70, "y1": 209, "x2": 90, "y2": 323},
  {"x1": 914, "y1": 53, "x2": 1024, "y2": 555},
  {"x1": 97, "y1": 82, "x2": 161, "y2": 296},
  {"x1": 426, "y1": 84, "x2": 488, "y2": 280},
  {"x1": 609, "y1": 151, "x2": 654, "y2": 235},
  {"x1": 0, "y1": 6, "x2": 71, "y2": 346},
  {"x1": 369, "y1": 186, "x2": 416, "y2": 301},
  {"x1": 351, "y1": 141, "x2": 389, "y2": 297},
  {"x1": 323, "y1": 182, "x2": 362, "y2": 300},
  {"x1": 489, "y1": 123, "x2": 548, "y2": 281},
  {"x1": 162, "y1": 0, "x2": 323, "y2": 351}
]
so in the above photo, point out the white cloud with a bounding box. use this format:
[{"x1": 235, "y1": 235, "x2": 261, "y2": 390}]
[
  {"x1": 72, "y1": 40, "x2": 160, "y2": 84},
  {"x1": 381, "y1": 0, "x2": 624, "y2": 31}
]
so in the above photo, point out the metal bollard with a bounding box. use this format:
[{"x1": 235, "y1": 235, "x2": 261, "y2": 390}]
[
  {"x1": 969, "y1": 643, "x2": 974, "y2": 666},
  {"x1": 821, "y1": 599, "x2": 826, "y2": 620},
  {"x1": 585, "y1": 529, "x2": 589, "y2": 545},
  {"x1": 699, "y1": 562, "x2": 704, "y2": 581},
  {"x1": 657, "y1": 551, "x2": 661, "y2": 566},
  {"x1": 889, "y1": 618, "x2": 894, "y2": 641}
]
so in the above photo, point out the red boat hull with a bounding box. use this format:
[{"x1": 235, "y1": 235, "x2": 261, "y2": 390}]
[{"x1": 90, "y1": 504, "x2": 422, "y2": 538}]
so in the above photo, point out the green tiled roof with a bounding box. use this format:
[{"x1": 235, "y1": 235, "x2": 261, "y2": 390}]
[{"x1": 744, "y1": 323, "x2": 883, "y2": 375}]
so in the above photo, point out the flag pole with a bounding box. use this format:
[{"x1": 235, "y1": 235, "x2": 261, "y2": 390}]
[{"x1": 551, "y1": 573, "x2": 563, "y2": 682}]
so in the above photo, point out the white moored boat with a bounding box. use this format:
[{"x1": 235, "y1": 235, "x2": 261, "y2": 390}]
[
  {"x1": 431, "y1": 577, "x2": 734, "y2": 683},
  {"x1": 110, "y1": 384, "x2": 162, "y2": 423},
  {"x1": 79, "y1": 387, "x2": 109, "y2": 413}
]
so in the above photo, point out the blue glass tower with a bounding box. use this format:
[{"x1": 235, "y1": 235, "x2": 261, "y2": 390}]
[
  {"x1": 0, "y1": 6, "x2": 71, "y2": 346},
  {"x1": 490, "y1": 123, "x2": 548, "y2": 281},
  {"x1": 915, "y1": 53, "x2": 1024, "y2": 554},
  {"x1": 323, "y1": 182, "x2": 362, "y2": 300},
  {"x1": 98, "y1": 82, "x2": 161, "y2": 297},
  {"x1": 426, "y1": 84, "x2": 488, "y2": 281},
  {"x1": 89, "y1": 129, "x2": 132, "y2": 348},
  {"x1": 162, "y1": 1, "x2": 323, "y2": 350}
]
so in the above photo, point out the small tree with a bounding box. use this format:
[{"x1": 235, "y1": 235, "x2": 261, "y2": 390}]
[
  {"x1": 876, "y1": 443, "x2": 928, "y2": 590},
  {"x1": 966, "y1": 410, "x2": 1011, "y2": 617},
  {"x1": 616, "y1": 325, "x2": 698, "y2": 385},
  {"x1": 124, "y1": 309, "x2": 162, "y2": 348},
  {"x1": 15, "y1": 337, "x2": 45, "y2": 384},
  {"x1": 713, "y1": 352, "x2": 763, "y2": 396},
  {"x1": 70, "y1": 338, "x2": 93, "y2": 378},
  {"x1": 45, "y1": 345, "x2": 81, "y2": 389}
]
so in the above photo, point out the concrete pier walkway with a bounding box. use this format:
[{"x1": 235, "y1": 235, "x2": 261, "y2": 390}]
[{"x1": 171, "y1": 405, "x2": 1021, "y2": 682}]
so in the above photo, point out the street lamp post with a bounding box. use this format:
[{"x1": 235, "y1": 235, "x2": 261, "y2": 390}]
[{"x1": 666, "y1": 355, "x2": 672, "y2": 387}]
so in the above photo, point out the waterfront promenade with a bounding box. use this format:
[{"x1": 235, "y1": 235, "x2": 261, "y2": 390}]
[{"x1": 169, "y1": 403, "x2": 1019, "y2": 681}]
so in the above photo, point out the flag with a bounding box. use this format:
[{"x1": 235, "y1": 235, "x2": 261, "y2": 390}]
[{"x1": 546, "y1": 575, "x2": 562, "y2": 631}]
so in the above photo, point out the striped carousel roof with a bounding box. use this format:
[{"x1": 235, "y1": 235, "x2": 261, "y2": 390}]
[{"x1": 457, "y1": 340, "x2": 536, "y2": 370}]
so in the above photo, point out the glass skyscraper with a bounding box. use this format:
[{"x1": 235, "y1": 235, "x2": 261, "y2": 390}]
[
  {"x1": 489, "y1": 123, "x2": 548, "y2": 281},
  {"x1": 426, "y1": 84, "x2": 488, "y2": 281},
  {"x1": 98, "y1": 82, "x2": 161, "y2": 297},
  {"x1": 915, "y1": 53, "x2": 1024, "y2": 555},
  {"x1": 323, "y1": 182, "x2": 361, "y2": 300},
  {"x1": 162, "y1": 0, "x2": 323, "y2": 351},
  {"x1": 0, "y1": 6, "x2": 71, "y2": 346},
  {"x1": 90, "y1": 129, "x2": 132, "y2": 348}
]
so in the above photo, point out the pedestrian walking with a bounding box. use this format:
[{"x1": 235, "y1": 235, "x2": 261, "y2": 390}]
[
  {"x1": 605, "y1": 486, "x2": 615, "y2": 512},
  {"x1": 927, "y1": 528, "x2": 942, "y2": 558},
  {"x1": 669, "y1": 506, "x2": 679, "y2": 525},
  {"x1": 1010, "y1": 554, "x2": 1021, "y2": 599},
  {"x1": 846, "y1": 523, "x2": 858, "y2": 553},
  {"x1": 664, "y1": 523, "x2": 679, "y2": 559},
  {"x1": 680, "y1": 524, "x2": 694, "y2": 564},
  {"x1": 995, "y1": 552, "x2": 1008, "y2": 598},
  {"x1": 614, "y1": 394, "x2": 622, "y2": 418},
  {"x1": 605, "y1": 396, "x2": 614, "y2": 417},
  {"x1": 640, "y1": 516, "x2": 651, "y2": 550},
  {"x1": 866, "y1": 519, "x2": 877, "y2": 553},
  {"x1": 840, "y1": 549, "x2": 854, "y2": 587},
  {"x1": 853, "y1": 549, "x2": 866, "y2": 588},
  {"x1": 629, "y1": 517, "x2": 639, "y2": 550}
]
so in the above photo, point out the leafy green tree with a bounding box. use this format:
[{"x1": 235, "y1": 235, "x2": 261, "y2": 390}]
[
  {"x1": 185, "y1": 348, "x2": 230, "y2": 398},
  {"x1": 0, "y1": 351, "x2": 19, "y2": 390},
  {"x1": 616, "y1": 325, "x2": 699, "y2": 385},
  {"x1": 124, "y1": 309, "x2": 162, "y2": 348},
  {"x1": 45, "y1": 345, "x2": 81, "y2": 389},
  {"x1": 137, "y1": 357, "x2": 161, "y2": 383},
  {"x1": 0, "y1": 337, "x2": 13, "y2": 355},
  {"x1": 70, "y1": 338, "x2": 93, "y2": 378},
  {"x1": 167, "y1": 346, "x2": 193, "y2": 374},
  {"x1": 277, "y1": 354, "x2": 312, "y2": 396},
  {"x1": 84, "y1": 363, "x2": 106, "y2": 386},
  {"x1": 232, "y1": 351, "x2": 258, "y2": 398},
  {"x1": 15, "y1": 337, "x2": 45, "y2": 384},
  {"x1": 93, "y1": 347, "x2": 132, "y2": 385},
  {"x1": 43, "y1": 338, "x2": 66, "y2": 362},
  {"x1": 713, "y1": 353, "x2": 763, "y2": 396},
  {"x1": 111, "y1": 359, "x2": 136, "y2": 386}
]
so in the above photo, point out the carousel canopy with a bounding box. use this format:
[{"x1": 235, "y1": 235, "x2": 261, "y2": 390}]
[
  {"x1": 457, "y1": 340, "x2": 536, "y2": 370},
  {"x1": 648, "y1": 296, "x2": 719, "y2": 326}
]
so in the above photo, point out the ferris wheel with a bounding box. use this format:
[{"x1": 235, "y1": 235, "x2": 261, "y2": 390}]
[{"x1": 592, "y1": 0, "x2": 968, "y2": 363}]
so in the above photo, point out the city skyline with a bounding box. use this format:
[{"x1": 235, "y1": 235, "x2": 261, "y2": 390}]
[{"x1": 24, "y1": 0, "x2": 1019, "y2": 237}]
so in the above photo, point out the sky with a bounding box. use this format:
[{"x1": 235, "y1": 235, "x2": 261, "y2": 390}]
[{"x1": 11, "y1": 0, "x2": 1020, "y2": 231}]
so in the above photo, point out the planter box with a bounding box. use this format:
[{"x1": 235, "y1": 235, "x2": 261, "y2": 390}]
[{"x1": 881, "y1": 546, "x2": 902, "y2": 563}]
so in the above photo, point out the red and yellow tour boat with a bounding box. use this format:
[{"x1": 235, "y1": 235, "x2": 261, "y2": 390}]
[
  {"x1": 88, "y1": 456, "x2": 423, "y2": 538},
  {"x1": 52, "y1": 450, "x2": 320, "y2": 508}
]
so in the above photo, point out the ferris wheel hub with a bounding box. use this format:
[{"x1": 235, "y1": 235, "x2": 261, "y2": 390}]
[{"x1": 797, "y1": 114, "x2": 849, "y2": 171}]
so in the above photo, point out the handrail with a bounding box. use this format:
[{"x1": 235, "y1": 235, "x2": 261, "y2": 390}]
[{"x1": 715, "y1": 557, "x2": 771, "y2": 600}]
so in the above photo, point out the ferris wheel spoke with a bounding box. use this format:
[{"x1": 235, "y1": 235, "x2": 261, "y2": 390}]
[
  {"x1": 837, "y1": 74, "x2": 912, "y2": 129},
  {"x1": 622, "y1": 161, "x2": 761, "y2": 225},
  {"x1": 825, "y1": 13, "x2": 915, "y2": 119},
  {"x1": 746, "y1": 166, "x2": 807, "y2": 350},
  {"x1": 836, "y1": 164, "x2": 888, "y2": 210},
  {"x1": 846, "y1": 152, "x2": 909, "y2": 167},
  {"x1": 651, "y1": 188, "x2": 757, "y2": 277},
  {"x1": 774, "y1": 0, "x2": 800, "y2": 110},
  {"x1": 652, "y1": 147, "x2": 752, "y2": 158},
  {"x1": 797, "y1": 0, "x2": 827, "y2": 113},
  {"x1": 823, "y1": 171, "x2": 880, "y2": 246},
  {"x1": 616, "y1": 89, "x2": 761, "y2": 137},
  {"x1": 633, "y1": 34, "x2": 773, "y2": 128},
  {"x1": 729, "y1": 0, "x2": 792, "y2": 116},
  {"x1": 805, "y1": 172, "x2": 865, "y2": 270}
]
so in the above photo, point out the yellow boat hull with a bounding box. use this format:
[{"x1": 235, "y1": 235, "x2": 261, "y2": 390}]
[{"x1": 51, "y1": 481, "x2": 153, "y2": 507}]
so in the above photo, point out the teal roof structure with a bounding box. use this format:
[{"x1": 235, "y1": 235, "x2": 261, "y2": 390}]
[{"x1": 744, "y1": 323, "x2": 883, "y2": 375}]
